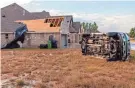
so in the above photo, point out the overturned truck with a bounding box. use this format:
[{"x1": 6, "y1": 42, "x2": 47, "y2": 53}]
[{"x1": 79, "y1": 32, "x2": 131, "y2": 61}]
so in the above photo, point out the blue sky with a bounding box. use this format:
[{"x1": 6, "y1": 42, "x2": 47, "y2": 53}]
[
  {"x1": 24, "y1": 1, "x2": 135, "y2": 15},
  {"x1": 1, "y1": 0, "x2": 135, "y2": 33}
]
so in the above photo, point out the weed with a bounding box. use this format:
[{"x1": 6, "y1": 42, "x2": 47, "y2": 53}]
[{"x1": 16, "y1": 79, "x2": 25, "y2": 86}]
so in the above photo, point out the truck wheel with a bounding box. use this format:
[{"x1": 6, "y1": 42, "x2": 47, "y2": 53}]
[
  {"x1": 122, "y1": 55, "x2": 128, "y2": 61},
  {"x1": 81, "y1": 41, "x2": 87, "y2": 55}
]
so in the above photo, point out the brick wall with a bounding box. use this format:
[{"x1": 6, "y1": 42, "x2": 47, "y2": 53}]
[
  {"x1": 23, "y1": 32, "x2": 60, "y2": 48},
  {"x1": 1, "y1": 32, "x2": 60, "y2": 48},
  {"x1": 1, "y1": 32, "x2": 15, "y2": 47},
  {"x1": 1, "y1": 32, "x2": 81, "y2": 48}
]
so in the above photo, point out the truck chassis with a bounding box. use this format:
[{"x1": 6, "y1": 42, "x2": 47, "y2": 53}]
[{"x1": 80, "y1": 32, "x2": 130, "y2": 61}]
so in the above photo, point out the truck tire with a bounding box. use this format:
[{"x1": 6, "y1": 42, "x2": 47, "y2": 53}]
[{"x1": 81, "y1": 40, "x2": 87, "y2": 55}]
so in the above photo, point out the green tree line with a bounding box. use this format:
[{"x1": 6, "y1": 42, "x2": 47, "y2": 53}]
[
  {"x1": 81, "y1": 22, "x2": 99, "y2": 33},
  {"x1": 129, "y1": 27, "x2": 135, "y2": 38}
]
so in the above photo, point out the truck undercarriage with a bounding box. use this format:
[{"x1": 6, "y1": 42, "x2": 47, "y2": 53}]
[{"x1": 80, "y1": 32, "x2": 130, "y2": 61}]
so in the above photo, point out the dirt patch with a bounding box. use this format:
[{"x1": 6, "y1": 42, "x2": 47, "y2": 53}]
[{"x1": 1, "y1": 49, "x2": 135, "y2": 88}]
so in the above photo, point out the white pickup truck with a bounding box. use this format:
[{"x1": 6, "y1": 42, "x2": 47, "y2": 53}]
[{"x1": 79, "y1": 32, "x2": 130, "y2": 61}]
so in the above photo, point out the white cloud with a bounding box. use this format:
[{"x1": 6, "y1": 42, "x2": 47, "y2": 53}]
[
  {"x1": 0, "y1": 0, "x2": 33, "y2": 8},
  {"x1": 48, "y1": 9, "x2": 62, "y2": 15},
  {"x1": 47, "y1": 9, "x2": 135, "y2": 33},
  {"x1": 1, "y1": 0, "x2": 134, "y2": 33}
]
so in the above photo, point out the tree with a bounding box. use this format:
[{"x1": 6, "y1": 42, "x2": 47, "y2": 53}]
[
  {"x1": 85, "y1": 23, "x2": 89, "y2": 32},
  {"x1": 85, "y1": 23, "x2": 89, "y2": 29},
  {"x1": 81, "y1": 22, "x2": 99, "y2": 33},
  {"x1": 92, "y1": 22, "x2": 98, "y2": 32},
  {"x1": 129, "y1": 27, "x2": 135, "y2": 38},
  {"x1": 88, "y1": 23, "x2": 92, "y2": 33},
  {"x1": 88, "y1": 23, "x2": 91, "y2": 29},
  {"x1": 81, "y1": 22, "x2": 85, "y2": 29}
]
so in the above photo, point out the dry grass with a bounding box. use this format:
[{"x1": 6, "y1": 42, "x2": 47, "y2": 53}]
[
  {"x1": 130, "y1": 38, "x2": 135, "y2": 43},
  {"x1": 16, "y1": 79, "x2": 25, "y2": 87},
  {"x1": 129, "y1": 50, "x2": 135, "y2": 63},
  {"x1": 1, "y1": 49, "x2": 135, "y2": 88}
]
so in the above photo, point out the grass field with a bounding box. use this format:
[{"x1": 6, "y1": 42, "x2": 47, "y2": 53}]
[
  {"x1": 130, "y1": 38, "x2": 135, "y2": 43},
  {"x1": 1, "y1": 49, "x2": 135, "y2": 88},
  {"x1": 130, "y1": 50, "x2": 135, "y2": 62}
]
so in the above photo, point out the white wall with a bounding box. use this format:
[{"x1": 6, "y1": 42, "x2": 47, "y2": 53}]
[{"x1": 60, "y1": 16, "x2": 72, "y2": 34}]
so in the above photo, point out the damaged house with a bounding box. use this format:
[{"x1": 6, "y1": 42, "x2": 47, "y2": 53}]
[{"x1": 1, "y1": 3, "x2": 81, "y2": 48}]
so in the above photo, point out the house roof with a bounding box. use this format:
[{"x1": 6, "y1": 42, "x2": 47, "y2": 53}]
[
  {"x1": 45, "y1": 15, "x2": 72, "y2": 18},
  {"x1": 69, "y1": 22, "x2": 81, "y2": 33},
  {"x1": 1, "y1": 3, "x2": 50, "y2": 21},
  {"x1": 1, "y1": 3, "x2": 80, "y2": 33},
  {"x1": 31, "y1": 11, "x2": 50, "y2": 19},
  {"x1": 72, "y1": 22, "x2": 81, "y2": 33},
  {"x1": 16, "y1": 19, "x2": 60, "y2": 32},
  {"x1": 1, "y1": 3, "x2": 51, "y2": 33},
  {"x1": 69, "y1": 27, "x2": 77, "y2": 33},
  {"x1": 1, "y1": 3, "x2": 35, "y2": 21},
  {"x1": 1, "y1": 20, "x2": 25, "y2": 32}
]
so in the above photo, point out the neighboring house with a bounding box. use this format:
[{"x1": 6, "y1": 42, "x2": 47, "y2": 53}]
[
  {"x1": 1, "y1": 3, "x2": 81, "y2": 48},
  {"x1": 16, "y1": 16, "x2": 81, "y2": 48},
  {"x1": 1, "y1": 3, "x2": 50, "y2": 21},
  {"x1": 31, "y1": 11, "x2": 50, "y2": 19},
  {"x1": 1, "y1": 3, "x2": 50, "y2": 32}
]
